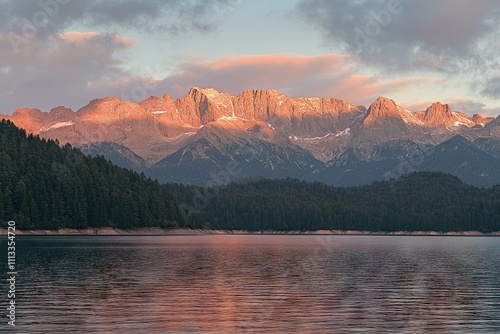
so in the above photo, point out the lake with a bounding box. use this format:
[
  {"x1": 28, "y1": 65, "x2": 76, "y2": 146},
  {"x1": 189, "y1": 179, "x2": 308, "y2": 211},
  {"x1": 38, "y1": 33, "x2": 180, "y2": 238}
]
[{"x1": 3, "y1": 235, "x2": 500, "y2": 333}]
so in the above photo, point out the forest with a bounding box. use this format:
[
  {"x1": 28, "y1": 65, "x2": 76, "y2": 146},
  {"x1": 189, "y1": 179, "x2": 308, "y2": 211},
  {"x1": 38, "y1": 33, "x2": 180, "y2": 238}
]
[
  {"x1": 1, "y1": 119, "x2": 499, "y2": 232},
  {"x1": 169, "y1": 173, "x2": 500, "y2": 232},
  {"x1": 0, "y1": 120, "x2": 184, "y2": 230}
]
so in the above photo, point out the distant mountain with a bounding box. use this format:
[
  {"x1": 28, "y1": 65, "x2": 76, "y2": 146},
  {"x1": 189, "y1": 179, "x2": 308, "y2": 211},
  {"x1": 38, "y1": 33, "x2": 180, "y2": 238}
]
[
  {"x1": 2, "y1": 87, "x2": 500, "y2": 187},
  {"x1": 419, "y1": 135, "x2": 500, "y2": 187},
  {"x1": 357, "y1": 97, "x2": 411, "y2": 143},
  {"x1": 325, "y1": 139, "x2": 424, "y2": 186},
  {"x1": 77, "y1": 142, "x2": 147, "y2": 171},
  {"x1": 149, "y1": 120, "x2": 324, "y2": 184},
  {"x1": 474, "y1": 137, "x2": 500, "y2": 158},
  {"x1": 3, "y1": 118, "x2": 499, "y2": 232}
]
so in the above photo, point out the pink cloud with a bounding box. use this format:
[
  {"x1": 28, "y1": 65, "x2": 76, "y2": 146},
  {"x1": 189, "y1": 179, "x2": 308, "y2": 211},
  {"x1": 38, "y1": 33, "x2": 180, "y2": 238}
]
[
  {"x1": 198, "y1": 54, "x2": 348, "y2": 72},
  {"x1": 0, "y1": 31, "x2": 137, "y2": 113},
  {"x1": 59, "y1": 32, "x2": 136, "y2": 47},
  {"x1": 0, "y1": 49, "x2": 451, "y2": 114},
  {"x1": 166, "y1": 53, "x2": 351, "y2": 92},
  {"x1": 156, "y1": 53, "x2": 443, "y2": 107}
]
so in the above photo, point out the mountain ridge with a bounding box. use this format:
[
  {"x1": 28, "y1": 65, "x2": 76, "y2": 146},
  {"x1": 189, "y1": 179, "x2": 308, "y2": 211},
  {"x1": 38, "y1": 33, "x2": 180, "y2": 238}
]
[{"x1": 2, "y1": 87, "x2": 500, "y2": 187}]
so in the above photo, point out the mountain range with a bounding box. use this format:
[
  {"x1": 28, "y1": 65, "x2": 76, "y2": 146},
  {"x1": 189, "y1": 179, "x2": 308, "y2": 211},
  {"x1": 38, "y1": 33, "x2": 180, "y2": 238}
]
[{"x1": 2, "y1": 87, "x2": 500, "y2": 186}]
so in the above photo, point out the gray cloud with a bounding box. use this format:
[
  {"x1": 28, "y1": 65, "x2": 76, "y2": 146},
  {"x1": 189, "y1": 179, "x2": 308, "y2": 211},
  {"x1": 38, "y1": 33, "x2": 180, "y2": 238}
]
[
  {"x1": 404, "y1": 98, "x2": 500, "y2": 117},
  {"x1": 102, "y1": 54, "x2": 440, "y2": 109},
  {"x1": 87, "y1": 0, "x2": 239, "y2": 33},
  {"x1": 294, "y1": 0, "x2": 500, "y2": 73},
  {"x1": 0, "y1": 52, "x2": 431, "y2": 114},
  {"x1": 0, "y1": 32, "x2": 136, "y2": 113},
  {"x1": 448, "y1": 99, "x2": 500, "y2": 117},
  {"x1": 0, "y1": 0, "x2": 240, "y2": 114},
  {"x1": 0, "y1": 0, "x2": 239, "y2": 38},
  {"x1": 481, "y1": 77, "x2": 500, "y2": 99}
]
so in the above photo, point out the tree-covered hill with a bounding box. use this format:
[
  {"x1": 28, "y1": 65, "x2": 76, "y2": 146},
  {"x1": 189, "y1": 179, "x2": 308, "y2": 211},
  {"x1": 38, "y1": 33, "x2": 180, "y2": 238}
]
[
  {"x1": 2, "y1": 119, "x2": 499, "y2": 232},
  {"x1": 168, "y1": 173, "x2": 500, "y2": 232},
  {"x1": 0, "y1": 120, "x2": 184, "y2": 229}
]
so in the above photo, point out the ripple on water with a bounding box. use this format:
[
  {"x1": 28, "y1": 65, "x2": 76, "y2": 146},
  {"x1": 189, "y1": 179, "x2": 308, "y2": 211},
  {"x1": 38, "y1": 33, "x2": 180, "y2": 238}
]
[{"x1": 3, "y1": 235, "x2": 500, "y2": 333}]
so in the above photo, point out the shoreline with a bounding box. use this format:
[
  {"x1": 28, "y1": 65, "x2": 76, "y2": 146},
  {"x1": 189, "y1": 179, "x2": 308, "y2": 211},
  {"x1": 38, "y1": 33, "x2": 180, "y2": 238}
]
[{"x1": 1, "y1": 227, "x2": 499, "y2": 236}]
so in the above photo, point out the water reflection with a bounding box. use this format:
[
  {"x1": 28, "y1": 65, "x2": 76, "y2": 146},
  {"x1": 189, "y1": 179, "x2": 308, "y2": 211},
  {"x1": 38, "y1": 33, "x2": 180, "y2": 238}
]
[{"x1": 2, "y1": 235, "x2": 499, "y2": 333}]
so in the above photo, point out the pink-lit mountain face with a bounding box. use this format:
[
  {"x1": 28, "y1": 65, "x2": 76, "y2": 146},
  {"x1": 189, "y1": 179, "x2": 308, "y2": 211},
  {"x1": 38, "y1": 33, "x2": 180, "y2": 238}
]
[
  {"x1": 2, "y1": 88, "x2": 500, "y2": 186},
  {"x1": 1, "y1": 87, "x2": 366, "y2": 162}
]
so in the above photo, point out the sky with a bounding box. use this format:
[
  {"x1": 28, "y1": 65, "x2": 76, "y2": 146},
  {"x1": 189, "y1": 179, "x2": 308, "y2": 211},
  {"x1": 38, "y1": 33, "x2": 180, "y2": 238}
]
[{"x1": 1, "y1": 0, "x2": 500, "y2": 116}]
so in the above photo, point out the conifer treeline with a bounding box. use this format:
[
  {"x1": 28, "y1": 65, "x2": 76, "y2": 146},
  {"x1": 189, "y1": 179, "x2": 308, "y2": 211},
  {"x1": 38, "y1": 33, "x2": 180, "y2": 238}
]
[
  {"x1": 169, "y1": 173, "x2": 500, "y2": 232},
  {"x1": 2, "y1": 119, "x2": 499, "y2": 232},
  {"x1": 0, "y1": 120, "x2": 184, "y2": 229}
]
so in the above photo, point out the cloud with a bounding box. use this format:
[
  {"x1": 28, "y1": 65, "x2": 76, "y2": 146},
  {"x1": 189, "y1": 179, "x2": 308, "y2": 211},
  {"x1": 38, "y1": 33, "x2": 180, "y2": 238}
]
[
  {"x1": 0, "y1": 52, "x2": 443, "y2": 113},
  {"x1": 163, "y1": 54, "x2": 352, "y2": 96},
  {"x1": 402, "y1": 98, "x2": 500, "y2": 117},
  {"x1": 0, "y1": 0, "x2": 240, "y2": 38},
  {"x1": 0, "y1": 31, "x2": 137, "y2": 113},
  {"x1": 59, "y1": 31, "x2": 135, "y2": 46},
  {"x1": 149, "y1": 54, "x2": 442, "y2": 106},
  {"x1": 481, "y1": 77, "x2": 500, "y2": 99},
  {"x1": 448, "y1": 98, "x2": 500, "y2": 117},
  {"x1": 294, "y1": 0, "x2": 500, "y2": 73},
  {"x1": 0, "y1": 0, "x2": 241, "y2": 114}
]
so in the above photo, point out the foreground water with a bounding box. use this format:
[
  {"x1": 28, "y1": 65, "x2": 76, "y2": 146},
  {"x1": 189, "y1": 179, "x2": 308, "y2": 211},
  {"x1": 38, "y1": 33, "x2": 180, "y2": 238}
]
[{"x1": 2, "y1": 235, "x2": 500, "y2": 333}]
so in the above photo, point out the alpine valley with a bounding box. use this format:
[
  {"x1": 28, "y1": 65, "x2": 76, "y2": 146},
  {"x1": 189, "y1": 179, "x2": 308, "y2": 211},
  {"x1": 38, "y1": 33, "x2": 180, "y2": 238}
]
[{"x1": 2, "y1": 87, "x2": 500, "y2": 187}]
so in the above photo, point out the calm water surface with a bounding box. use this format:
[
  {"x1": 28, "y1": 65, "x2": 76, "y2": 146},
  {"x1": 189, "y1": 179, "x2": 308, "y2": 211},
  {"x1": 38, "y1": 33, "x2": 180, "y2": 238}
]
[{"x1": 2, "y1": 235, "x2": 500, "y2": 333}]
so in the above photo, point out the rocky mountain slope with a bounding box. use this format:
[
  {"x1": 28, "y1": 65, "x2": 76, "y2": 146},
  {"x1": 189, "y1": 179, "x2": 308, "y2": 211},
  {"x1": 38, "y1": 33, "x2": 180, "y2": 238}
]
[{"x1": 2, "y1": 87, "x2": 499, "y2": 186}]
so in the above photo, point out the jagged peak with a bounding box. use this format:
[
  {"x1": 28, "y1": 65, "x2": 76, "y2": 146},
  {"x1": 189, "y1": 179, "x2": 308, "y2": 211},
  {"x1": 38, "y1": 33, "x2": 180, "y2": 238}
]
[
  {"x1": 13, "y1": 108, "x2": 43, "y2": 117},
  {"x1": 266, "y1": 88, "x2": 288, "y2": 99},
  {"x1": 49, "y1": 106, "x2": 74, "y2": 115},
  {"x1": 76, "y1": 95, "x2": 148, "y2": 120},
  {"x1": 368, "y1": 96, "x2": 400, "y2": 114},
  {"x1": 162, "y1": 93, "x2": 174, "y2": 100},
  {"x1": 426, "y1": 102, "x2": 452, "y2": 115},
  {"x1": 237, "y1": 88, "x2": 289, "y2": 101},
  {"x1": 420, "y1": 101, "x2": 458, "y2": 126},
  {"x1": 139, "y1": 94, "x2": 176, "y2": 110},
  {"x1": 359, "y1": 97, "x2": 412, "y2": 132},
  {"x1": 50, "y1": 105, "x2": 73, "y2": 111},
  {"x1": 363, "y1": 97, "x2": 401, "y2": 123},
  {"x1": 188, "y1": 87, "x2": 226, "y2": 99},
  {"x1": 141, "y1": 95, "x2": 160, "y2": 102},
  {"x1": 374, "y1": 96, "x2": 396, "y2": 104},
  {"x1": 77, "y1": 96, "x2": 121, "y2": 112},
  {"x1": 472, "y1": 114, "x2": 495, "y2": 125}
]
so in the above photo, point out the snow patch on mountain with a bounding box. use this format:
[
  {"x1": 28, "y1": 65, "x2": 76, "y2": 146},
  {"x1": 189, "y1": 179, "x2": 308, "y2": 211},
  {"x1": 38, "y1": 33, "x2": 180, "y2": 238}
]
[
  {"x1": 217, "y1": 116, "x2": 239, "y2": 121},
  {"x1": 46, "y1": 121, "x2": 74, "y2": 130},
  {"x1": 336, "y1": 128, "x2": 351, "y2": 137},
  {"x1": 451, "y1": 112, "x2": 475, "y2": 127},
  {"x1": 398, "y1": 106, "x2": 424, "y2": 125}
]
